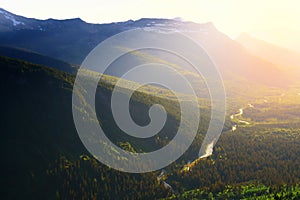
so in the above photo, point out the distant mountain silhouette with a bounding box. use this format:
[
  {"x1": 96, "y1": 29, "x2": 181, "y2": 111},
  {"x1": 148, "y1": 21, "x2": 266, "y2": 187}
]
[{"x1": 237, "y1": 33, "x2": 300, "y2": 78}]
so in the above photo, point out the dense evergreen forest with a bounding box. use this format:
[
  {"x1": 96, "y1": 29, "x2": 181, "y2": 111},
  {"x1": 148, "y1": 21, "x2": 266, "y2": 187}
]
[{"x1": 1, "y1": 56, "x2": 300, "y2": 199}]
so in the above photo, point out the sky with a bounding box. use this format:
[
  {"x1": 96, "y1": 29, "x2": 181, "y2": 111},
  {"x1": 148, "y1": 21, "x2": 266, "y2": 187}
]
[{"x1": 1, "y1": 0, "x2": 300, "y2": 51}]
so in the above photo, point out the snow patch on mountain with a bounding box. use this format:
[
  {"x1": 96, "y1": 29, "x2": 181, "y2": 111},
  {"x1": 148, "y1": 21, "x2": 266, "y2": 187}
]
[
  {"x1": 0, "y1": 9, "x2": 25, "y2": 26},
  {"x1": 143, "y1": 24, "x2": 211, "y2": 35}
]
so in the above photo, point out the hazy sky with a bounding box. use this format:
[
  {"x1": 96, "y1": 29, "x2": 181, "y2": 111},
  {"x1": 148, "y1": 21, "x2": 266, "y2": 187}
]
[{"x1": 1, "y1": 0, "x2": 300, "y2": 50}]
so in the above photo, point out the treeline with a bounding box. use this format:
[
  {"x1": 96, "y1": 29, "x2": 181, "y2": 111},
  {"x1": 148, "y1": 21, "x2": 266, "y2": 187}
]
[
  {"x1": 168, "y1": 128, "x2": 300, "y2": 193},
  {"x1": 163, "y1": 184, "x2": 300, "y2": 200},
  {"x1": 47, "y1": 156, "x2": 170, "y2": 200},
  {"x1": 45, "y1": 127, "x2": 300, "y2": 199}
]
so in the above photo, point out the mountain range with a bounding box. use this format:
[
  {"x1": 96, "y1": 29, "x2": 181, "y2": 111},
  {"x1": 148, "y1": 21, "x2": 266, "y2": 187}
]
[{"x1": 1, "y1": 8, "x2": 299, "y2": 88}]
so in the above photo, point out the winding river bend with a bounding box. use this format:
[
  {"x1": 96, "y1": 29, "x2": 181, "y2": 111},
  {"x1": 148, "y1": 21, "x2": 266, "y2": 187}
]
[
  {"x1": 157, "y1": 103, "x2": 254, "y2": 189},
  {"x1": 230, "y1": 104, "x2": 253, "y2": 131}
]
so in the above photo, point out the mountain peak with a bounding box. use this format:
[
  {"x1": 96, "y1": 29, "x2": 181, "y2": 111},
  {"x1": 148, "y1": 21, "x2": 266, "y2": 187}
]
[
  {"x1": 46, "y1": 17, "x2": 85, "y2": 23},
  {"x1": 0, "y1": 8, "x2": 26, "y2": 27},
  {"x1": 0, "y1": 8, "x2": 12, "y2": 16},
  {"x1": 0, "y1": 7, "x2": 8, "y2": 13}
]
